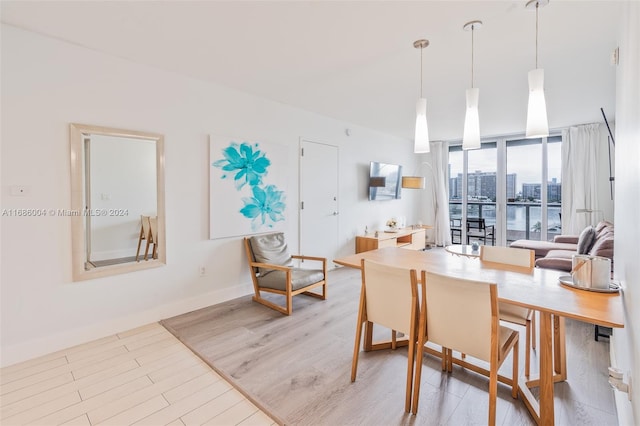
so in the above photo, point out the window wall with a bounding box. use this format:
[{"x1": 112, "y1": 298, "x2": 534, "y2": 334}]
[{"x1": 448, "y1": 135, "x2": 562, "y2": 245}]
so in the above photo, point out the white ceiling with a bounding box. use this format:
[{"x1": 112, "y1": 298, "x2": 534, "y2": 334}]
[{"x1": 1, "y1": 1, "x2": 622, "y2": 141}]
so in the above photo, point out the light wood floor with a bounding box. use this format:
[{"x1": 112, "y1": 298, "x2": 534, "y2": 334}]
[
  {"x1": 0, "y1": 323, "x2": 276, "y2": 426},
  {"x1": 162, "y1": 265, "x2": 619, "y2": 426}
]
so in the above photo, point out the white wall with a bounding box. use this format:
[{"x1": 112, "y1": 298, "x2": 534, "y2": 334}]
[
  {"x1": 0, "y1": 25, "x2": 421, "y2": 366},
  {"x1": 612, "y1": 2, "x2": 639, "y2": 424}
]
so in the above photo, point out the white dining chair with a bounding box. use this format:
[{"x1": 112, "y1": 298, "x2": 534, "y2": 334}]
[
  {"x1": 480, "y1": 245, "x2": 536, "y2": 377},
  {"x1": 412, "y1": 270, "x2": 519, "y2": 425},
  {"x1": 351, "y1": 259, "x2": 420, "y2": 413}
]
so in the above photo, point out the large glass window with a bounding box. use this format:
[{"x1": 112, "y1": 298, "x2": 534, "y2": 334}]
[
  {"x1": 506, "y1": 139, "x2": 543, "y2": 241},
  {"x1": 467, "y1": 142, "x2": 497, "y2": 230},
  {"x1": 547, "y1": 138, "x2": 562, "y2": 240},
  {"x1": 448, "y1": 135, "x2": 562, "y2": 245}
]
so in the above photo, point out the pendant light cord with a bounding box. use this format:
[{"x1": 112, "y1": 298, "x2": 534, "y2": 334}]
[
  {"x1": 420, "y1": 47, "x2": 424, "y2": 97},
  {"x1": 471, "y1": 24, "x2": 475, "y2": 88},
  {"x1": 535, "y1": 2, "x2": 539, "y2": 69}
]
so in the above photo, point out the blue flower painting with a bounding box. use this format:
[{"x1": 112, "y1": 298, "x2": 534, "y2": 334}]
[
  {"x1": 240, "y1": 185, "x2": 286, "y2": 231},
  {"x1": 212, "y1": 142, "x2": 271, "y2": 190},
  {"x1": 210, "y1": 137, "x2": 287, "y2": 238}
]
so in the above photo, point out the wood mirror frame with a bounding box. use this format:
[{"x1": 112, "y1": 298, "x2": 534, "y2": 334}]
[{"x1": 70, "y1": 123, "x2": 166, "y2": 281}]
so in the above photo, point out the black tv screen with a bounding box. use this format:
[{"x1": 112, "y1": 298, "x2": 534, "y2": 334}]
[{"x1": 369, "y1": 161, "x2": 402, "y2": 200}]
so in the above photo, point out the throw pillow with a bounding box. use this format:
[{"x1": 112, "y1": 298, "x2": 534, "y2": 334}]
[
  {"x1": 577, "y1": 226, "x2": 596, "y2": 254},
  {"x1": 595, "y1": 220, "x2": 613, "y2": 235},
  {"x1": 250, "y1": 232, "x2": 293, "y2": 276}
]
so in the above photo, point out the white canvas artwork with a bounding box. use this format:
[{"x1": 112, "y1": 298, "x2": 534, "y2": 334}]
[{"x1": 209, "y1": 135, "x2": 288, "y2": 239}]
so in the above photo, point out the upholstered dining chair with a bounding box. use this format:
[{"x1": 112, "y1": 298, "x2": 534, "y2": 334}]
[
  {"x1": 351, "y1": 259, "x2": 421, "y2": 413},
  {"x1": 480, "y1": 245, "x2": 536, "y2": 377},
  {"x1": 412, "y1": 271, "x2": 519, "y2": 425},
  {"x1": 243, "y1": 232, "x2": 327, "y2": 315}
]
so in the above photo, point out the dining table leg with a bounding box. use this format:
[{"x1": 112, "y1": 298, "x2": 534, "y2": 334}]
[
  {"x1": 539, "y1": 311, "x2": 555, "y2": 425},
  {"x1": 553, "y1": 315, "x2": 567, "y2": 380}
]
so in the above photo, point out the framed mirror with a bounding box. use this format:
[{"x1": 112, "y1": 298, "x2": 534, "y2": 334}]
[{"x1": 70, "y1": 123, "x2": 166, "y2": 281}]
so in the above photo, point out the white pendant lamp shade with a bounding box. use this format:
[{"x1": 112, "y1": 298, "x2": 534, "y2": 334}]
[
  {"x1": 414, "y1": 97, "x2": 430, "y2": 153},
  {"x1": 463, "y1": 88, "x2": 481, "y2": 150},
  {"x1": 526, "y1": 68, "x2": 549, "y2": 138},
  {"x1": 413, "y1": 39, "x2": 430, "y2": 154},
  {"x1": 525, "y1": 0, "x2": 550, "y2": 138},
  {"x1": 462, "y1": 20, "x2": 482, "y2": 151}
]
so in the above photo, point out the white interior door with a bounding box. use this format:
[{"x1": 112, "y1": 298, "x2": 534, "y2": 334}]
[{"x1": 299, "y1": 140, "x2": 339, "y2": 267}]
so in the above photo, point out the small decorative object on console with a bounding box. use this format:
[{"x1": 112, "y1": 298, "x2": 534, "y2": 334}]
[{"x1": 386, "y1": 218, "x2": 398, "y2": 229}]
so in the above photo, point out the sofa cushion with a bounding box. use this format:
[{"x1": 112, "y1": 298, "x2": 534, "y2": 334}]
[
  {"x1": 553, "y1": 235, "x2": 579, "y2": 244},
  {"x1": 589, "y1": 232, "x2": 614, "y2": 259},
  {"x1": 545, "y1": 249, "x2": 576, "y2": 259},
  {"x1": 535, "y1": 257, "x2": 572, "y2": 272},
  {"x1": 577, "y1": 226, "x2": 596, "y2": 254},
  {"x1": 510, "y1": 240, "x2": 577, "y2": 258},
  {"x1": 257, "y1": 268, "x2": 324, "y2": 291},
  {"x1": 595, "y1": 220, "x2": 614, "y2": 236},
  {"x1": 249, "y1": 232, "x2": 293, "y2": 276}
]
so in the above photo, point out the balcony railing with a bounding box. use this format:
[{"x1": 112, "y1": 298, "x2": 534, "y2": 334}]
[{"x1": 449, "y1": 200, "x2": 562, "y2": 243}]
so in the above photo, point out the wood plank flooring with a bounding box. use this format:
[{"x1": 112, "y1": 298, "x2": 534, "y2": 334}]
[
  {"x1": 162, "y1": 265, "x2": 619, "y2": 426},
  {"x1": 0, "y1": 323, "x2": 276, "y2": 426}
]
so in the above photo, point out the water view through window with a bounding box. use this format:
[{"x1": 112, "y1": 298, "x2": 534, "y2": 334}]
[{"x1": 449, "y1": 136, "x2": 562, "y2": 245}]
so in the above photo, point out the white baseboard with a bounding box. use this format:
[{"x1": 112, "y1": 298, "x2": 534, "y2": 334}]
[{"x1": 0, "y1": 282, "x2": 253, "y2": 368}]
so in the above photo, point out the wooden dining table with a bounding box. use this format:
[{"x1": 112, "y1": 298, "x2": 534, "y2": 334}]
[{"x1": 333, "y1": 247, "x2": 624, "y2": 426}]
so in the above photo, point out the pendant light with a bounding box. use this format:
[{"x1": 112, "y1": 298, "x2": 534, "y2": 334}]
[
  {"x1": 525, "y1": 0, "x2": 549, "y2": 138},
  {"x1": 462, "y1": 20, "x2": 482, "y2": 150},
  {"x1": 413, "y1": 39, "x2": 430, "y2": 153}
]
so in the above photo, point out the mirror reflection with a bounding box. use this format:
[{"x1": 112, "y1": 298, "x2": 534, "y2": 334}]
[{"x1": 70, "y1": 124, "x2": 165, "y2": 281}]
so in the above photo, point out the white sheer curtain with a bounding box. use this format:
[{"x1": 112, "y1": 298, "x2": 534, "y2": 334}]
[
  {"x1": 561, "y1": 123, "x2": 601, "y2": 234},
  {"x1": 424, "y1": 141, "x2": 451, "y2": 246}
]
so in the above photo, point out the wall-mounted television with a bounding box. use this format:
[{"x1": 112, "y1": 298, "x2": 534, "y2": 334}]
[{"x1": 368, "y1": 161, "x2": 402, "y2": 201}]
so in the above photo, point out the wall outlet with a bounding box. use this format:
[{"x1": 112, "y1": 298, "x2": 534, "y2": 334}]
[
  {"x1": 199, "y1": 266, "x2": 206, "y2": 277},
  {"x1": 10, "y1": 185, "x2": 30, "y2": 196},
  {"x1": 611, "y1": 47, "x2": 619, "y2": 66}
]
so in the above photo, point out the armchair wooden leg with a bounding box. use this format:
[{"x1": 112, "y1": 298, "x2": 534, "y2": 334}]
[
  {"x1": 252, "y1": 295, "x2": 289, "y2": 316},
  {"x1": 286, "y1": 293, "x2": 293, "y2": 315}
]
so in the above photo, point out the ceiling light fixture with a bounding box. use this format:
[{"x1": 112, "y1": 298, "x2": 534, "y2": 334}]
[
  {"x1": 413, "y1": 39, "x2": 430, "y2": 153},
  {"x1": 525, "y1": 0, "x2": 550, "y2": 138},
  {"x1": 462, "y1": 20, "x2": 482, "y2": 150}
]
